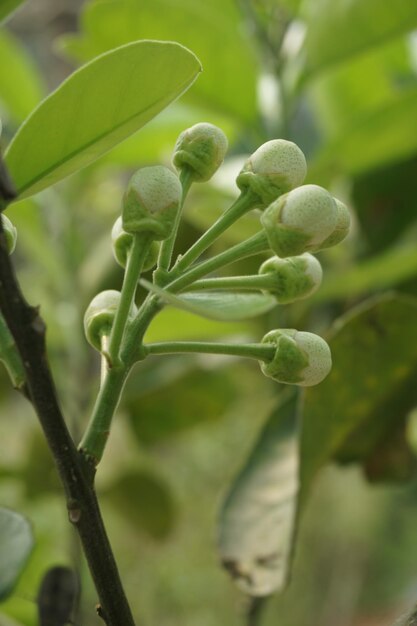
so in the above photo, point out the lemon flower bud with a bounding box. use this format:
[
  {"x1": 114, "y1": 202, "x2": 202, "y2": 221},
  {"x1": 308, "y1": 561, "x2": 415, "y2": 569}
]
[
  {"x1": 122, "y1": 166, "x2": 182, "y2": 240},
  {"x1": 261, "y1": 184, "x2": 338, "y2": 257},
  {"x1": 172, "y1": 122, "x2": 228, "y2": 182},
  {"x1": 259, "y1": 253, "x2": 322, "y2": 304},
  {"x1": 1, "y1": 215, "x2": 17, "y2": 254},
  {"x1": 236, "y1": 139, "x2": 307, "y2": 209},
  {"x1": 319, "y1": 198, "x2": 351, "y2": 249},
  {"x1": 84, "y1": 290, "x2": 137, "y2": 352},
  {"x1": 260, "y1": 329, "x2": 331, "y2": 386},
  {"x1": 111, "y1": 217, "x2": 159, "y2": 271}
]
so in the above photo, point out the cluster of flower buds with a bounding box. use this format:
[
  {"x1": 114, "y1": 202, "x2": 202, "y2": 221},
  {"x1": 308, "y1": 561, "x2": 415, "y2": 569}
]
[{"x1": 83, "y1": 122, "x2": 350, "y2": 388}]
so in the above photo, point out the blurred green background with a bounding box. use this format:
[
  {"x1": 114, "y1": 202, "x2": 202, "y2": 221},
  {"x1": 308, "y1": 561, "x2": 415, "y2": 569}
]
[{"x1": 2, "y1": 1, "x2": 417, "y2": 625}]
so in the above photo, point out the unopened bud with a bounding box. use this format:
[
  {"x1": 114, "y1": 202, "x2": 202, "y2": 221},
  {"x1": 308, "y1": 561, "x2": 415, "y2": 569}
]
[
  {"x1": 260, "y1": 329, "x2": 331, "y2": 386},
  {"x1": 84, "y1": 290, "x2": 137, "y2": 351},
  {"x1": 320, "y1": 198, "x2": 351, "y2": 249},
  {"x1": 261, "y1": 184, "x2": 338, "y2": 257},
  {"x1": 111, "y1": 217, "x2": 159, "y2": 270},
  {"x1": 1, "y1": 215, "x2": 17, "y2": 254},
  {"x1": 236, "y1": 139, "x2": 307, "y2": 208},
  {"x1": 173, "y1": 122, "x2": 228, "y2": 182},
  {"x1": 122, "y1": 166, "x2": 182, "y2": 240},
  {"x1": 259, "y1": 253, "x2": 322, "y2": 303}
]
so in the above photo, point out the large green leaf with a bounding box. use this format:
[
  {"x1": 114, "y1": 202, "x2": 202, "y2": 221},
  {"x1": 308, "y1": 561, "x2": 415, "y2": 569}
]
[
  {"x1": 309, "y1": 38, "x2": 417, "y2": 176},
  {"x1": 56, "y1": 0, "x2": 258, "y2": 124},
  {"x1": 0, "y1": 30, "x2": 45, "y2": 125},
  {"x1": 218, "y1": 391, "x2": 299, "y2": 596},
  {"x1": 0, "y1": 508, "x2": 33, "y2": 600},
  {"x1": 0, "y1": 0, "x2": 26, "y2": 24},
  {"x1": 300, "y1": 294, "x2": 417, "y2": 495},
  {"x1": 300, "y1": 0, "x2": 417, "y2": 78},
  {"x1": 141, "y1": 280, "x2": 277, "y2": 321},
  {"x1": 4, "y1": 41, "x2": 201, "y2": 199},
  {"x1": 317, "y1": 244, "x2": 417, "y2": 302}
]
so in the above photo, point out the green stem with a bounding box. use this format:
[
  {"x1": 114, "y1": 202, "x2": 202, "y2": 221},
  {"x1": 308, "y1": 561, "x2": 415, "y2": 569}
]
[
  {"x1": 79, "y1": 295, "x2": 161, "y2": 465},
  {"x1": 108, "y1": 233, "x2": 152, "y2": 365},
  {"x1": 157, "y1": 169, "x2": 193, "y2": 272},
  {"x1": 167, "y1": 231, "x2": 269, "y2": 293},
  {"x1": 145, "y1": 340, "x2": 275, "y2": 362},
  {"x1": 171, "y1": 190, "x2": 257, "y2": 274},
  {"x1": 79, "y1": 365, "x2": 129, "y2": 465},
  {"x1": 0, "y1": 313, "x2": 26, "y2": 389},
  {"x1": 186, "y1": 274, "x2": 274, "y2": 292}
]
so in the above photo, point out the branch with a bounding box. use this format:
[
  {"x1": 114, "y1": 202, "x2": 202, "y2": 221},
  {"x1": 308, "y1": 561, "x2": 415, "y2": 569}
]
[{"x1": 0, "y1": 159, "x2": 136, "y2": 626}]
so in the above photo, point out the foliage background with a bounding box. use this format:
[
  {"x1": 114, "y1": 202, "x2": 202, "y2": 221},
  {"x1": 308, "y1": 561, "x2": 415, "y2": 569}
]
[{"x1": 2, "y1": 1, "x2": 417, "y2": 625}]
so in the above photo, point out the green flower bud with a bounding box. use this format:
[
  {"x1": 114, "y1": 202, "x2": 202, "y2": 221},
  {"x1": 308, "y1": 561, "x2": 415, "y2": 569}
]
[
  {"x1": 236, "y1": 139, "x2": 307, "y2": 208},
  {"x1": 84, "y1": 290, "x2": 137, "y2": 351},
  {"x1": 122, "y1": 166, "x2": 182, "y2": 240},
  {"x1": 172, "y1": 122, "x2": 228, "y2": 182},
  {"x1": 260, "y1": 329, "x2": 331, "y2": 386},
  {"x1": 111, "y1": 217, "x2": 159, "y2": 271},
  {"x1": 261, "y1": 184, "x2": 338, "y2": 257},
  {"x1": 259, "y1": 253, "x2": 322, "y2": 303},
  {"x1": 319, "y1": 198, "x2": 351, "y2": 249},
  {"x1": 1, "y1": 215, "x2": 17, "y2": 254}
]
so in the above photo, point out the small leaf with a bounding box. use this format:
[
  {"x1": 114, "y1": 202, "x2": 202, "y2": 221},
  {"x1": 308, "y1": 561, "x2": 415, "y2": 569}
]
[
  {"x1": 105, "y1": 470, "x2": 176, "y2": 539},
  {"x1": 140, "y1": 280, "x2": 277, "y2": 321},
  {"x1": 5, "y1": 41, "x2": 201, "y2": 199},
  {"x1": 0, "y1": 0, "x2": 26, "y2": 24},
  {"x1": 218, "y1": 391, "x2": 299, "y2": 596},
  {"x1": 0, "y1": 508, "x2": 33, "y2": 600}
]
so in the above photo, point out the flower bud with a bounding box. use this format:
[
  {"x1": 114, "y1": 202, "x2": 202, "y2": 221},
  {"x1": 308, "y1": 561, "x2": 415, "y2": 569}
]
[
  {"x1": 1, "y1": 215, "x2": 17, "y2": 254},
  {"x1": 111, "y1": 217, "x2": 159, "y2": 271},
  {"x1": 236, "y1": 139, "x2": 307, "y2": 208},
  {"x1": 259, "y1": 253, "x2": 322, "y2": 303},
  {"x1": 261, "y1": 184, "x2": 338, "y2": 257},
  {"x1": 260, "y1": 329, "x2": 331, "y2": 386},
  {"x1": 172, "y1": 122, "x2": 228, "y2": 182},
  {"x1": 319, "y1": 198, "x2": 351, "y2": 249},
  {"x1": 84, "y1": 290, "x2": 137, "y2": 351},
  {"x1": 122, "y1": 166, "x2": 182, "y2": 240}
]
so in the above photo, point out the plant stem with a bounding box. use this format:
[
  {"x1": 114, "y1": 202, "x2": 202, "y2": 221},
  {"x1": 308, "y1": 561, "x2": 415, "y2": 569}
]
[
  {"x1": 167, "y1": 231, "x2": 269, "y2": 293},
  {"x1": 157, "y1": 168, "x2": 193, "y2": 272},
  {"x1": 107, "y1": 233, "x2": 152, "y2": 365},
  {"x1": 145, "y1": 340, "x2": 275, "y2": 362},
  {"x1": 0, "y1": 210, "x2": 136, "y2": 626},
  {"x1": 79, "y1": 295, "x2": 162, "y2": 466},
  {"x1": 171, "y1": 190, "x2": 257, "y2": 274}
]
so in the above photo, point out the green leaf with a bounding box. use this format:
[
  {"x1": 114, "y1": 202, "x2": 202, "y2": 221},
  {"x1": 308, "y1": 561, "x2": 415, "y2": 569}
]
[
  {"x1": 317, "y1": 244, "x2": 417, "y2": 302},
  {"x1": 308, "y1": 39, "x2": 417, "y2": 176},
  {"x1": 144, "y1": 307, "x2": 252, "y2": 343},
  {"x1": 105, "y1": 470, "x2": 176, "y2": 539},
  {"x1": 127, "y1": 365, "x2": 237, "y2": 445},
  {"x1": 351, "y1": 155, "x2": 417, "y2": 253},
  {"x1": 0, "y1": 0, "x2": 26, "y2": 24},
  {"x1": 141, "y1": 280, "x2": 277, "y2": 321},
  {"x1": 0, "y1": 508, "x2": 33, "y2": 600},
  {"x1": 4, "y1": 40, "x2": 201, "y2": 199},
  {"x1": 218, "y1": 391, "x2": 299, "y2": 596},
  {"x1": 300, "y1": 0, "x2": 417, "y2": 78},
  {"x1": 300, "y1": 294, "x2": 417, "y2": 496},
  {"x1": 56, "y1": 0, "x2": 258, "y2": 124},
  {"x1": 0, "y1": 30, "x2": 45, "y2": 125}
]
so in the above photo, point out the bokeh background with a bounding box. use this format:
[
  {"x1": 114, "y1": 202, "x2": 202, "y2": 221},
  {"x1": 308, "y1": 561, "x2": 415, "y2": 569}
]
[{"x1": 2, "y1": 1, "x2": 417, "y2": 625}]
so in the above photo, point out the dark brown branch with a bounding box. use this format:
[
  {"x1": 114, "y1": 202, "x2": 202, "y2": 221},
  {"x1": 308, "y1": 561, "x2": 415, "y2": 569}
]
[{"x1": 0, "y1": 162, "x2": 136, "y2": 626}]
